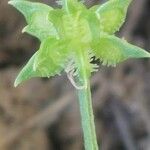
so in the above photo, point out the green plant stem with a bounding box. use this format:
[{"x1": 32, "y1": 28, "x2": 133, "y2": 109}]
[{"x1": 77, "y1": 74, "x2": 98, "y2": 150}]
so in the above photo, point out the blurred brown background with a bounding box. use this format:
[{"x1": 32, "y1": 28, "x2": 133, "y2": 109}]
[{"x1": 0, "y1": 0, "x2": 150, "y2": 150}]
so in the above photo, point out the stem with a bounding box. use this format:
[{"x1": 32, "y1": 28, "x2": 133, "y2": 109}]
[{"x1": 77, "y1": 67, "x2": 98, "y2": 150}]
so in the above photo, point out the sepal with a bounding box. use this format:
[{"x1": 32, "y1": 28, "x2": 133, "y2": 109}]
[
  {"x1": 95, "y1": 0, "x2": 132, "y2": 34},
  {"x1": 9, "y1": 0, "x2": 57, "y2": 40},
  {"x1": 92, "y1": 34, "x2": 150, "y2": 66}
]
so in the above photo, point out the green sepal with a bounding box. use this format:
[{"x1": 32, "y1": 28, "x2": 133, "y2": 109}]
[
  {"x1": 85, "y1": 11, "x2": 101, "y2": 42},
  {"x1": 9, "y1": 0, "x2": 57, "y2": 40},
  {"x1": 34, "y1": 37, "x2": 70, "y2": 77},
  {"x1": 62, "y1": 14, "x2": 92, "y2": 43},
  {"x1": 89, "y1": 5, "x2": 99, "y2": 12},
  {"x1": 14, "y1": 37, "x2": 70, "y2": 87},
  {"x1": 48, "y1": 6, "x2": 91, "y2": 43},
  {"x1": 48, "y1": 9, "x2": 65, "y2": 38},
  {"x1": 95, "y1": 0, "x2": 132, "y2": 34},
  {"x1": 14, "y1": 52, "x2": 39, "y2": 87},
  {"x1": 62, "y1": 0, "x2": 86, "y2": 14},
  {"x1": 92, "y1": 34, "x2": 150, "y2": 66},
  {"x1": 14, "y1": 51, "x2": 60, "y2": 87}
]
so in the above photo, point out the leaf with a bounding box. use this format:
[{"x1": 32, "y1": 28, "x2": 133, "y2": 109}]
[
  {"x1": 92, "y1": 34, "x2": 150, "y2": 66},
  {"x1": 95, "y1": 0, "x2": 132, "y2": 34},
  {"x1": 9, "y1": 0, "x2": 57, "y2": 40}
]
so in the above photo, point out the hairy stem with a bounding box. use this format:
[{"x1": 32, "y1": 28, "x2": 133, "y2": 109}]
[{"x1": 76, "y1": 49, "x2": 98, "y2": 150}]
